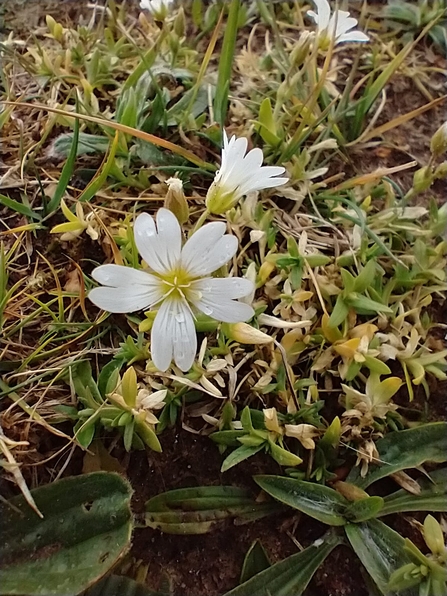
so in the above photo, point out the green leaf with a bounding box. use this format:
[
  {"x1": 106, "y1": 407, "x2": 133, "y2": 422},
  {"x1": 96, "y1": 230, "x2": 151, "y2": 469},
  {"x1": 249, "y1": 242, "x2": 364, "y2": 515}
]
[
  {"x1": 240, "y1": 541, "x2": 271, "y2": 584},
  {"x1": 222, "y1": 532, "x2": 342, "y2": 596},
  {"x1": 83, "y1": 574, "x2": 169, "y2": 596},
  {"x1": 213, "y1": 0, "x2": 240, "y2": 128},
  {"x1": 344, "y1": 496, "x2": 384, "y2": 523},
  {"x1": 344, "y1": 519, "x2": 417, "y2": 596},
  {"x1": 268, "y1": 442, "x2": 303, "y2": 467},
  {"x1": 329, "y1": 295, "x2": 350, "y2": 328},
  {"x1": 353, "y1": 259, "x2": 377, "y2": 293},
  {"x1": 347, "y1": 423, "x2": 447, "y2": 488},
  {"x1": 380, "y1": 468, "x2": 447, "y2": 516},
  {"x1": 50, "y1": 133, "x2": 111, "y2": 158},
  {"x1": 144, "y1": 486, "x2": 277, "y2": 534},
  {"x1": 0, "y1": 472, "x2": 133, "y2": 596},
  {"x1": 46, "y1": 116, "x2": 79, "y2": 214},
  {"x1": 256, "y1": 98, "x2": 281, "y2": 146},
  {"x1": 254, "y1": 476, "x2": 348, "y2": 526},
  {"x1": 221, "y1": 444, "x2": 264, "y2": 472},
  {"x1": 340, "y1": 269, "x2": 356, "y2": 293},
  {"x1": 210, "y1": 430, "x2": 248, "y2": 446},
  {"x1": 97, "y1": 359, "x2": 123, "y2": 398},
  {"x1": 347, "y1": 294, "x2": 393, "y2": 315},
  {"x1": 0, "y1": 193, "x2": 41, "y2": 220},
  {"x1": 77, "y1": 134, "x2": 119, "y2": 203}
]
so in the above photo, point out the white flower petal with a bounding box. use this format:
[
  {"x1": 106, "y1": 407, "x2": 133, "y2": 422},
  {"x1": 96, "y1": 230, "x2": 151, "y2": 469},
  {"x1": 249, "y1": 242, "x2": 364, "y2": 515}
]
[
  {"x1": 172, "y1": 301, "x2": 197, "y2": 372},
  {"x1": 134, "y1": 209, "x2": 181, "y2": 274},
  {"x1": 92, "y1": 264, "x2": 160, "y2": 288},
  {"x1": 191, "y1": 277, "x2": 254, "y2": 301},
  {"x1": 212, "y1": 130, "x2": 289, "y2": 202},
  {"x1": 151, "y1": 298, "x2": 197, "y2": 372},
  {"x1": 195, "y1": 297, "x2": 254, "y2": 323},
  {"x1": 312, "y1": 0, "x2": 331, "y2": 29},
  {"x1": 337, "y1": 31, "x2": 369, "y2": 43},
  {"x1": 151, "y1": 299, "x2": 175, "y2": 371},
  {"x1": 181, "y1": 224, "x2": 238, "y2": 277},
  {"x1": 155, "y1": 208, "x2": 182, "y2": 269},
  {"x1": 89, "y1": 285, "x2": 159, "y2": 313}
]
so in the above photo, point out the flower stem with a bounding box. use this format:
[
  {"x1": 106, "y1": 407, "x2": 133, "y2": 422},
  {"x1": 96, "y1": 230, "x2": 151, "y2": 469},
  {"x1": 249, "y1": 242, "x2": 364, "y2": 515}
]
[{"x1": 190, "y1": 209, "x2": 210, "y2": 236}]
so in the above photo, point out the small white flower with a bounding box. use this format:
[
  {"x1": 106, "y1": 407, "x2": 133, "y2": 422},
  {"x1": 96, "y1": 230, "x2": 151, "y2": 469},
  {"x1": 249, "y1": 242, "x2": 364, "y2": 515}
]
[
  {"x1": 206, "y1": 130, "x2": 289, "y2": 214},
  {"x1": 307, "y1": 0, "x2": 369, "y2": 47},
  {"x1": 88, "y1": 208, "x2": 254, "y2": 372},
  {"x1": 140, "y1": 0, "x2": 173, "y2": 18}
]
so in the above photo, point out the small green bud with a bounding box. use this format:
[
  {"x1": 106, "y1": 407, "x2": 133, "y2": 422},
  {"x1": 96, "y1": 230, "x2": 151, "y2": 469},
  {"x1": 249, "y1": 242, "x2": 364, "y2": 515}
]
[
  {"x1": 430, "y1": 122, "x2": 447, "y2": 157},
  {"x1": 290, "y1": 31, "x2": 312, "y2": 67},
  {"x1": 173, "y1": 6, "x2": 186, "y2": 37},
  {"x1": 434, "y1": 161, "x2": 447, "y2": 180},
  {"x1": 412, "y1": 166, "x2": 433, "y2": 192},
  {"x1": 164, "y1": 177, "x2": 189, "y2": 224}
]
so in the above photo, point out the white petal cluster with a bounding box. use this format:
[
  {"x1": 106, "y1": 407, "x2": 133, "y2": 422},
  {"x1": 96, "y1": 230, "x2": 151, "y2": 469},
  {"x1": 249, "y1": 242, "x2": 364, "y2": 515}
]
[
  {"x1": 139, "y1": 0, "x2": 173, "y2": 17},
  {"x1": 206, "y1": 131, "x2": 289, "y2": 214},
  {"x1": 307, "y1": 0, "x2": 369, "y2": 46},
  {"x1": 88, "y1": 209, "x2": 254, "y2": 372}
]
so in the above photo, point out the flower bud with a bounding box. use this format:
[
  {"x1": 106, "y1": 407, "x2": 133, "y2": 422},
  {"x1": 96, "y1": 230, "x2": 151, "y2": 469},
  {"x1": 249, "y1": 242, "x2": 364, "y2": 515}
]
[
  {"x1": 222, "y1": 322, "x2": 273, "y2": 345},
  {"x1": 173, "y1": 6, "x2": 185, "y2": 37},
  {"x1": 434, "y1": 161, "x2": 447, "y2": 180},
  {"x1": 430, "y1": 122, "x2": 447, "y2": 157},
  {"x1": 412, "y1": 166, "x2": 433, "y2": 193},
  {"x1": 164, "y1": 177, "x2": 189, "y2": 223},
  {"x1": 290, "y1": 31, "x2": 312, "y2": 67}
]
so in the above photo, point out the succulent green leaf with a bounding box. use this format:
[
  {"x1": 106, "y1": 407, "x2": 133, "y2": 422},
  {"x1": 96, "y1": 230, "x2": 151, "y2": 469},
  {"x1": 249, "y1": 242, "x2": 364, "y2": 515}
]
[
  {"x1": 0, "y1": 472, "x2": 133, "y2": 596},
  {"x1": 344, "y1": 519, "x2": 417, "y2": 596},
  {"x1": 347, "y1": 294, "x2": 393, "y2": 315},
  {"x1": 380, "y1": 468, "x2": 447, "y2": 516},
  {"x1": 353, "y1": 259, "x2": 377, "y2": 293},
  {"x1": 344, "y1": 496, "x2": 384, "y2": 523},
  {"x1": 222, "y1": 532, "x2": 342, "y2": 596},
  {"x1": 329, "y1": 295, "x2": 350, "y2": 328},
  {"x1": 144, "y1": 486, "x2": 277, "y2": 534},
  {"x1": 254, "y1": 476, "x2": 348, "y2": 526},
  {"x1": 222, "y1": 443, "x2": 265, "y2": 471},
  {"x1": 347, "y1": 423, "x2": 447, "y2": 488},
  {"x1": 240, "y1": 541, "x2": 271, "y2": 584}
]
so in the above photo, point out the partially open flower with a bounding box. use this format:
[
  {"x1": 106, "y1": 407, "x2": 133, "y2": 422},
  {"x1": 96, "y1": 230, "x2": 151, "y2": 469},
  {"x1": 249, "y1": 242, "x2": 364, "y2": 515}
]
[
  {"x1": 206, "y1": 131, "x2": 288, "y2": 214},
  {"x1": 307, "y1": 0, "x2": 369, "y2": 48},
  {"x1": 88, "y1": 208, "x2": 254, "y2": 372},
  {"x1": 140, "y1": 0, "x2": 173, "y2": 20}
]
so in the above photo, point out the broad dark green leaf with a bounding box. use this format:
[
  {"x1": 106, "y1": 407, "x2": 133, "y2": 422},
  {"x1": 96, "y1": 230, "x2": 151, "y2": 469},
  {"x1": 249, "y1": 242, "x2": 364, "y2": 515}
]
[
  {"x1": 222, "y1": 532, "x2": 342, "y2": 596},
  {"x1": 145, "y1": 486, "x2": 277, "y2": 534},
  {"x1": 344, "y1": 496, "x2": 384, "y2": 523},
  {"x1": 0, "y1": 472, "x2": 133, "y2": 596},
  {"x1": 254, "y1": 476, "x2": 348, "y2": 526},
  {"x1": 380, "y1": 467, "x2": 447, "y2": 516},
  {"x1": 344, "y1": 519, "x2": 418, "y2": 596},
  {"x1": 347, "y1": 423, "x2": 447, "y2": 488},
  {"x1": 240, "y1": 541, "x2": 271, "y2": 584}
]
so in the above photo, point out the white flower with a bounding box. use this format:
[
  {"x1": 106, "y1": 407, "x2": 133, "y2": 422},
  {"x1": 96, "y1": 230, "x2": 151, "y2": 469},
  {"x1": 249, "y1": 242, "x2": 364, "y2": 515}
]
[
  {"x1": 139, "y1": 0, "x2": 173, "y2": 18},
  {"x1": 88, "y1": 208, "x2": 254, "y2": 372},
  {"x1": 206, "y1": 131, "x2": 289, "y2": 214},
  {"x1": 307, "y1": 0, "x2": 369, "y2": 47}
]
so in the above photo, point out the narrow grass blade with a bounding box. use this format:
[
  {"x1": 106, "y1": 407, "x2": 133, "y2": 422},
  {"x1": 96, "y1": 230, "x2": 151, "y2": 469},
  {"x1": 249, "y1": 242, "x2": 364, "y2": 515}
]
[
  {"x1": 46, "y1": 116, "x2": 79, "y2": 215},
  {"x1": 213, "y1": 0, "x2": 240, "y2": 129},
  {"x1": 0, "y1": 193, "x2": 41, "y2": 220}
]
